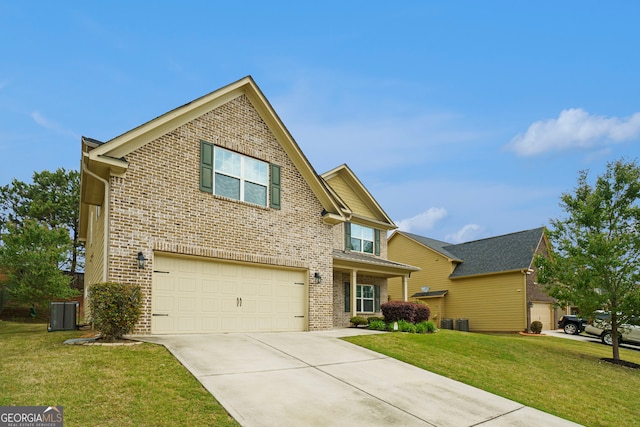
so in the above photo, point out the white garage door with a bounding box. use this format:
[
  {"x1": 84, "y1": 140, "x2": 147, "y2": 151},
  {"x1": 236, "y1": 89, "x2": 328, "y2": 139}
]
[
  {"x1": 530, "y1": 303, "x2": 553, "y2": 331},
  {"x1": 152, "y1": 254, "x2": 307, "y2": 334}
]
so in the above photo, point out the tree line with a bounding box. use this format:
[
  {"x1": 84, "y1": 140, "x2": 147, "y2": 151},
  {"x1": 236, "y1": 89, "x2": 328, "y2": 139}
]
[{"x1": 0, "y1": 168, "x2": 82, "y2": 312}]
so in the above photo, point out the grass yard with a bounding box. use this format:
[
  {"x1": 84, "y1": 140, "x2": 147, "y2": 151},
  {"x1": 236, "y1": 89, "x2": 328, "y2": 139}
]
[
  {"x1": 344, "y1": 330, "x2": 640, "y2": 427},
  {"x1": 0, "y1": 321, "x2": 239, "y2": 427}
]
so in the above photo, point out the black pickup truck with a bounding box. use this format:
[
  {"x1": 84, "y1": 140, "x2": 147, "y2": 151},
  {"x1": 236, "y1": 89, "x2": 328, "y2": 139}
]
[{"x1": 558, "y1": 315, "x2": 586, "y2": 335}]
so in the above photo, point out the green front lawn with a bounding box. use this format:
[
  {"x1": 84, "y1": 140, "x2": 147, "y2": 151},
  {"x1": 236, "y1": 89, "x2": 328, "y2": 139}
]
[
  {"x1": 3, "y1": 321, "x2": 639, "y2": 427},
  {"x1": 344, "y1": 330, "x2": 640, "y2": 427},
  {"x1": 0, "y1": 321, "x2": 239, "y2": 427}
]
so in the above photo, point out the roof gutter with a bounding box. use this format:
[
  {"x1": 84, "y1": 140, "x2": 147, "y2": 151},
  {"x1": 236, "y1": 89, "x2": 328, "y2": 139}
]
[{"x1": 82, "y1": 155, "x2": 109, "y2": 283}]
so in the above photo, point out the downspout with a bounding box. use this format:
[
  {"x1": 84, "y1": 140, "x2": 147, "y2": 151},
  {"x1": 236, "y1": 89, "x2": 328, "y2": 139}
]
[{"x1": 82, "y1": 156, "x2": 109, "y2": 283}]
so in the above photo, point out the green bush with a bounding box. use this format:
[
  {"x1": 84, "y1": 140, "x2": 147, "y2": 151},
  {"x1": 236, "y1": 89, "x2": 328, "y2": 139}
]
[
  {"x1": 367, "y1": 316, "x2": 385, "y2": 324},
  {"x1": 397, "y1": 319, "x2": 417, "y2": 333},
  {"x1": 350, "y1": 316, "x2": 368, "y2": 327},
  {"x1": 416, "y1": 321, "x2": 437, "y2": 334},
  {"x1": 89, "y1": 282, "x2": 142, "y2": 341},
  {"x1": 368, "y1": 319, "x2": 387, "y2": 331},
  {"x1": 530, "y1": 320, "x2": 543, "y2": 334}
]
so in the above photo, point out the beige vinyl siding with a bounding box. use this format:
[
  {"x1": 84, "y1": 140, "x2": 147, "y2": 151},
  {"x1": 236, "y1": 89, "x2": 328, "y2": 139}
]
[
  {"x1": 325, "y1": 175, "x2": 376, "y2": 219},
  {"x1": 83, "y1": 204, "x2": 105, "y2": 321},
  {"x1": 84, "y1": 204, "x2": 105, "y2": 288}
]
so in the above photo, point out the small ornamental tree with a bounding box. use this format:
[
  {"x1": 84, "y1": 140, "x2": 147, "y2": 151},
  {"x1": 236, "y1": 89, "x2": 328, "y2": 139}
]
[
  {"x1": 89, "y1": 282, "x2": 142, "y2": 341},
  {"x1": 535, "y1": 159, "x2": 640, "y2": 361}
]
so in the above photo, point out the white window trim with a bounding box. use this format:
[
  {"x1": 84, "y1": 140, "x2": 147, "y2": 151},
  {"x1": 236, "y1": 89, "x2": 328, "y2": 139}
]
[
  {"x1": 356, "y1": 284, "x2": 375, "y2": 313},
  {"x1": 351, "y1": 224, "x2": 375, "y2": 254},
  {"x1": 213, "y1": 146, "x2": 268, "y2": 206}
]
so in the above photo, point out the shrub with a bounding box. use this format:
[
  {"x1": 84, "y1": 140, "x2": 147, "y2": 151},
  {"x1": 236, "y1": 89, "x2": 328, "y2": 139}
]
[
  {"x1": 397, "y1": 319, "x2": 417, "y2": 333},
  {"x1": 381, "y1": 301, "x2": 431, "y2": 323},
  {"x1": 413, "y1": 303, "x2": 431, "y2": 323},
  {"x1": 368, "y1": 319, "x2": 387, "y2": 331},
  {"x1": 416, "y1": 320, "x2": 437, "y2": 334},
  {"x1": 367, "y1": 316, "x2": 385, "y2": 324},
  {"x1": 350, "y1": 316, "x2": 368, "y2": 327},
  {"x1": 89, "y1": 282, "x2": 142, "y2": 341},
  {"x1": 530, "y1": 320, "x2": 543, "y2": 334}
]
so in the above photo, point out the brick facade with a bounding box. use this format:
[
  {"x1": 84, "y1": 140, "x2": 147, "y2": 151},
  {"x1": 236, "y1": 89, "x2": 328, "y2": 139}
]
[
  {"x1": 332, "y1": 272, "x2": 388, "y2": 327},
  {"x1": 97, "y1": 95, "x2": 334, "y2": 334},
  {"x1": 81, "y1": 78, "x2": 415, "y2": 335}
]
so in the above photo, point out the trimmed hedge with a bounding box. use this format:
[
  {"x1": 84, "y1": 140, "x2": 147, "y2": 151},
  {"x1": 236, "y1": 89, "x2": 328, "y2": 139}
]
[
  {"x1": 381, "y1": 301, "x2": 431, "y2": 323},
  {"x1": 350, "y1": 316, "x2": 369, "y2": 327},
  {"x1": 89, "y1": 282, "x2": 142, "y2": 341}
]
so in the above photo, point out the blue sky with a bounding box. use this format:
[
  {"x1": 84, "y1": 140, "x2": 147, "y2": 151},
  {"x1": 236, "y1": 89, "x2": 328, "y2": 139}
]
[{"x1": 1, "y1": 1, "x2": 639, "y2": 243}]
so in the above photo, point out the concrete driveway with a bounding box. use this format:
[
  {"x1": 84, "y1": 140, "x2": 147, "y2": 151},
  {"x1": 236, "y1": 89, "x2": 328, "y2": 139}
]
[{"x1": 138, "y1": 329, "x2": 581, "y2": 427}]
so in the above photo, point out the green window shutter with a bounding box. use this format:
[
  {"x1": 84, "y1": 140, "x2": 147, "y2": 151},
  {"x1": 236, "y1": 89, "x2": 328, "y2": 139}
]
[
  {"x1": 375, "y1": 285, "x2": 381, "y2": 312},
  {"x1": 200, "y1": 141, "x2": 214, "y2": 192},
  {"x1": 345, "y1": 222, "x2": 352, "y2": 251},
  {"x1": 270, "y1": 163, "x2": 281, "y2": 209},
  {"x1": 374, "y1": 229, "x2": 381, "y2": 256},
  {"x1": 344, "y1": 282, "x2": 350, "y2": 312}
]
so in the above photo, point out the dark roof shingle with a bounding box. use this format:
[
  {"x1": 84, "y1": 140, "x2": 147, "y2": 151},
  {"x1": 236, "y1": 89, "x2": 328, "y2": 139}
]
[{"x1": 403, "y1": 227, "x2": 545, "y2": 278}]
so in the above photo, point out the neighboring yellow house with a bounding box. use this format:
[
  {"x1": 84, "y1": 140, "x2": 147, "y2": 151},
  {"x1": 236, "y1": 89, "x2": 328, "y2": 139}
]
[{"x1": 388, "y1": 227, "x2": 558, "y2": 332}]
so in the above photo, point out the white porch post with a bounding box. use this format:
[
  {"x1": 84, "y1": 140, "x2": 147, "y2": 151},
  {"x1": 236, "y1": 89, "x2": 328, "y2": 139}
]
[
  {"x1": 351, "y1": 269, "x2": 358, "y2": 318},
  {"x1": 402, "y1": 275, "x2": 409, "y2": 302}
]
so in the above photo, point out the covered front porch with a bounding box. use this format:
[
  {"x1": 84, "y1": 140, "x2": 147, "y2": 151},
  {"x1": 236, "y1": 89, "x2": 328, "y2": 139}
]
[{"x1": 331, "y1": 250, "x2": 420, "y2": 327}]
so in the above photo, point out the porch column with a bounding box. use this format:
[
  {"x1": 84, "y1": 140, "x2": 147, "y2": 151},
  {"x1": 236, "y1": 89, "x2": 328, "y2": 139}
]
[
  {"x1": 351, "y1": 269, "x2": 358, "y2": 318},
  {"x1": 402, "y1": 275, "x2": 409, "y2": 301}
]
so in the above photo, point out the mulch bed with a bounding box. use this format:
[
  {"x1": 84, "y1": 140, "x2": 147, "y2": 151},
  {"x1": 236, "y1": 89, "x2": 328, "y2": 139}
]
[{"x1": 601, "y1": 358, "x2": 640, "y2": 370}]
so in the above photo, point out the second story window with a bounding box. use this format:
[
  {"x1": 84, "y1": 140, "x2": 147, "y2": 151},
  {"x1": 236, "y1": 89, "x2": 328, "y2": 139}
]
[
  {"x1": 200, "y1": 141, "x2": 281, "y2": 209},
  {"x1": 214, "y1": 146, "x2": 268, "y2": 205},
  {"x1": 345, "y1": 222, "x2": 381, "y2": 255},
  {"x1": 351, "y1": 223, "x2": 374, "y2": 253}
]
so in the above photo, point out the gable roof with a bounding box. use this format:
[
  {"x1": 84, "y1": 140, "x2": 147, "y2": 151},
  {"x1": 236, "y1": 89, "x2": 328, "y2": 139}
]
[
  {"x1": 445, "y1": 227, "x2": 545, "y2": 278},
  {"x1": 394, "y1": 231, "x2": 462, "y2": 261},
  {"x1": 80, "y1": 76, "x2": 348, "y2": 238},
  {"x1": 321, "y1": 164, "x2": 396, "y2": 230},
  {"x1": 394, "y1": 227, "x2": 545, "y2": 278}
]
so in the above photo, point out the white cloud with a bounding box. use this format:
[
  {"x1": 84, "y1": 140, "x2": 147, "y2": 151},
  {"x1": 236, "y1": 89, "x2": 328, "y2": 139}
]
[
  {"x1": 31, "y1": 111, "x2": 79, "y2": 138},
  {"x1": 507, "y1": 108, "x2": 640, "y2": 156},
  {"x1": 396, "y1": 207, "x2": 447, "y2": 233},
  {"x1": 445, "y1": 224, "x2": 482, "y2": 244}
]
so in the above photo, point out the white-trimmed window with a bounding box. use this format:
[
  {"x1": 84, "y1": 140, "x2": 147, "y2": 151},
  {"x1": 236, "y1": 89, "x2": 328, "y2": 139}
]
[
  {"x1": 357, "y1": 284, "x2": 375, "y2": 312},
  {"x1": 214, "y1": 146, "x2": 268, "y2": 205},
  {"x1": 344, "y1": 283, "x2": 381, "y2": 313},
  {"x1": 345, "y1": 222, "x2": 380, "y2": 255},
  {"x1": 200, "y1": 142, "x2": 281, "y2": 209}
]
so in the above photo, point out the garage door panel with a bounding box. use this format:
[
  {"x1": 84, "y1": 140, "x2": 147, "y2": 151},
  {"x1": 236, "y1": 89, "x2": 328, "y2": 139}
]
[
  {"x1": 154, "y1": 296, "x2": 175, "y2": 312},
  {"x1": 201, "y1": 279, "x2": 219, "y2": 294},
  {"x1": 152, "y1": 254, "x2": 307, "y2": 334},
  {"x1": 201, "y1": 298, "x2": 220, "y2": 313},
  {"x1": 178, "y1": 277, "x2": 197, "y2": 292}
]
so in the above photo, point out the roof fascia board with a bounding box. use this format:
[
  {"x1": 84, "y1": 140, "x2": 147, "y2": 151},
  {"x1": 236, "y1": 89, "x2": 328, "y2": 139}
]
[
  {"x1": 395, "y1": 231, "x2": 462, "y2": 263},
  {"x1": 449, "y1": 268, "x2": 529, "y2": 280},
  {"x1": 85, "y1": 76, "x2": 345, "y2": 218},
  {"x1": 321, "y1": 164, "x2": 395, "y2": 226},
  {"x1": 349, "y1": 213, "x2": 396, "y2": 230},
  {"x1": 91, "y1": 87, "x2": 243, "y2": 160},
  {"x1": 333, "y1": 259, "x2": 419, "y2": 277},
  {"x1": 243, "y1": 86, "x2": 345, "y2": 218}
]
